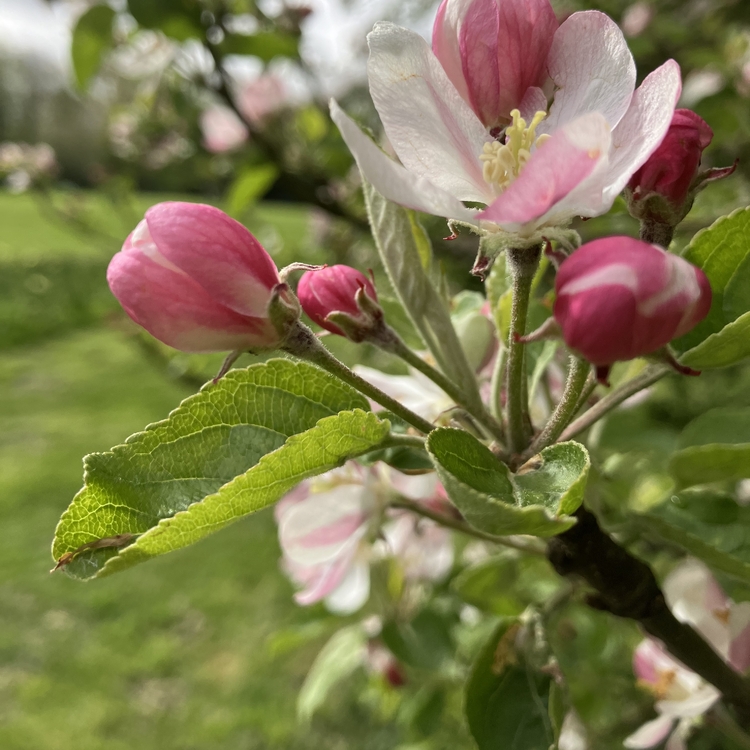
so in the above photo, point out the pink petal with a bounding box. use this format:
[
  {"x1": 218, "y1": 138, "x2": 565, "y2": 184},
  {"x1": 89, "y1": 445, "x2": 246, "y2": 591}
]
[
  {"x1": 477, "y1": 111, "x2": 610, "y2": 230},
  {"x1": 542, "y1": 11, "x2": 636, "y2": 134},
  {"x1": 367, "y1": 22, "x2": 492, "y2": 202},
  {"x1": 291, "y1": 552, "x2": 356, "y2": 605},
  {"x1": 434, "y1": 0, "x2": 557, "y2": 127},
  {"x1": 330, "y1": 100, "x2": 477, "y2": 222},
  {"x1": 278, "y1": 484, "x2": 370, "y2": 566},
  {"x1": 624, "y1": 715, "x2": 674, "y2": 749},
  {"x1": 143, "y1": 202, "x2": 279, "y2": 318},
  {"x1": 107, "y1": 241, "x2": 278, "y2": 353},
  {"x1": 601, "y1": 60, "x2": 682, "y2": 205}
]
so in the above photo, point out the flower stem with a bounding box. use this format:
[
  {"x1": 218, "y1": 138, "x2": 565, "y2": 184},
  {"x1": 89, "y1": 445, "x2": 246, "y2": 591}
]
[
  {"x1": 390, "y1": 496, "x2": 547, "y2": 556},
  {"x1": 526, "y1": 356, "x2": 591, "y2": 456},
  {"x1": 558, "y1": 364, "x2": 669, "y2": 442},
  {"x1": 382, "y1": 332, "x2": 505, "y2": 442},
  {"x1": 282, "y1": 322, "x2": 436, "y2": 435},
  {"x1": 505, "y1": 245, "x2": 542, "y2": 455},
  {"x1": 640, "y1": 218, "x2": 675, "y2": 248},
  {"x1": 490, "y1": 343, "x2": 506, "y2": 421}
]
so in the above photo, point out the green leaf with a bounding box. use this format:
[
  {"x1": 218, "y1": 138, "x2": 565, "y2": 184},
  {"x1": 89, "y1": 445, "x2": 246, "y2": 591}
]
[
  {"x1": 381, "y1": 609, "x2": 454, "y2": 671},
  {"x1": 220, "y1": 31, "x2": 299, "y2": 61},
  {"x1": 225, "y1": 164, "x2": 279, "y2": 217},
  {"x1": 426, "y1": 429, "x2": 584, "y2": 536},
  {"x1": 71, "y1": 5, "x2": 115, "y2": 90},
  {"x1": 452, "y1": 553, "x2": 561, "y2": 616},
  {"x1": 297, "y1": 626, "x2": 366, "y2": 721},
  {"x1": 52, "y1": 359, "x2": 379, "y2": 579},
  {"x1": 674, "y1": 206, "x2": 750, "y2": 366},
  {"x1": 465, "y1": 619, "x2": 553, "y2": 750},
  {"x1": 362, "y1": 182, "x2": 482, "y2": 409},
  {"x1": 127, "y1": 0, "x2": 202, "y2": 39},
  {"x1": 669, "y1": 407, "x2": 750, "y2": 487},
  {"x1": 638, "y1": 491, "x2": 750, "y2": 585}
]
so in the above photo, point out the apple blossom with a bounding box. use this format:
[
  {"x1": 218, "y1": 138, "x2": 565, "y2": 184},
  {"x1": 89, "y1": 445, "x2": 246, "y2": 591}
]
[
  {"x1": 330, "y1": 4, "x2": 681, "y2": 239},
  {"x1": 625, "y1": 559, "x2": 750, "y2": 749},
  {"x1": 199, "y1": 105, "x2": 249, "y2": 154},
  {"x1": 275, "y1": 464, "x2": 454, "y2": 614},
  {"x1": 107, "y1": 202, "x2": 294, "y2": 353},
  {"x1": 297, "y1": 265, "x2": 379, "y2": 337},
  {"x1": 552, "y1": 237, "x2": 711, "y2": 379}
]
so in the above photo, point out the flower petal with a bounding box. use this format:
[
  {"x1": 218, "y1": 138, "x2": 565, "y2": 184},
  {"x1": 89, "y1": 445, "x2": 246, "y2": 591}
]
[
  {"x1": 107, "y1": 240, "x2": 276, "y2": 352},
  {"x1": 519, "y1": 86, "x2": 549, "y2": 121},
  {"x1": 623, "y1": 715, "x2": 674, "y2": 749},
  {"x1": 367, "y1": 22, "x2": 492, "y2": 202},
  {"x1": 601, "y1": 59, "x2": 682, "y2": 205},
  {"x1": 542, "y1": 11, "x2": 636, "y2": 133},
  {"x1": 278, "y1": 484, "x2": 370, "y2": 566},
  {"x1": 330, "y1": 100, "x2": 477, "y2": 222},
  {"x1": 729, "y1": 601, "x2": 750, "y2": 673},
  {"x1": 143, "y1": 202, "x2": 279, "y2": 318},
  {"x1": 325, "y1": 559, "x2": 371, "y2": 614},
  {"x1": 477, "y1": 111, "x2": 611, "y2": 231}
]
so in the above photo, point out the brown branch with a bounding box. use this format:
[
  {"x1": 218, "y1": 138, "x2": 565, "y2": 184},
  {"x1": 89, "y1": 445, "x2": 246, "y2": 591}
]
[{"x1": 548, "y1": 508, "x2": 750, "y2": 725}]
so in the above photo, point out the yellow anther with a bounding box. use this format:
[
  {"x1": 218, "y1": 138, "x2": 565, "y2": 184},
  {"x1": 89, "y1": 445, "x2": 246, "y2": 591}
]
[{"x1": 481, "y1": 109, "x2": 550, "y2": 195}]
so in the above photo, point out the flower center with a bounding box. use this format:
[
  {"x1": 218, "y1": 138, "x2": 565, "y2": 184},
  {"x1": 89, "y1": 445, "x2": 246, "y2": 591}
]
[{"x1": 480, "y1": 109, "x2": 550, "y2": 196}]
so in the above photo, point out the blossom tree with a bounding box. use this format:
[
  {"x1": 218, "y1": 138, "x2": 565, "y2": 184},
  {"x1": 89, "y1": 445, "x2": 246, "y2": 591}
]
[{"x1": 51, "y1": 0, "x2": 750, "y2": 746}]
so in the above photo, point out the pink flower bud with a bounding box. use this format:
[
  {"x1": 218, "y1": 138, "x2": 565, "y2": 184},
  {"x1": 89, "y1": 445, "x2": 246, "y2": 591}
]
[
  {"x1": 297, "y1": 265, "x2": 378, "y2": 336},
  {"x1": 554, "y1": 237, "x2": 711, "y2": 367},
  {"x1": 627, "y1": 109, "x2": 713, "y2": 219},
  {"x1": 432, "y1": 0, "x2": 558, "y2": 128},
  {"x1": 107, "y1": 202, "x2": 287, "y2": 353}
]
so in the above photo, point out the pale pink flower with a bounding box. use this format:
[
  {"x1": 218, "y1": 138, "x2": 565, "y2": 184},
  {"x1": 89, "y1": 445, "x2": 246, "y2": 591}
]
[
  {"x1": 625, "y1": 559, "x2": 750, "y2": 749},
  {"x1": 199, "y1": 105, "x2": 249, "y2": 153},
  {"x1": 275, "y1": 464, "x2": 454, "y2": 613},
  {"x1": 237, "y1": 75, "x2": 286, "y2": 125},
  {"x1": 331, "y1": 2, "x2": 681, "y2": 238}
]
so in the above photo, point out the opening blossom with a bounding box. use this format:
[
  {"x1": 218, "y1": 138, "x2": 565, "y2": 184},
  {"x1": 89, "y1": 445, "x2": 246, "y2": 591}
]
[
  {"x1": 330, "y1": 0, "x2": 681, "y2": 239},
  {"x1": 552, "y1": 237, "x2": 711, "y2": 380},
  {"x1": 625, "y1": 559, "x2": 750, "y2": 750},
  {"x1": 107, "y1": 202, "x2": 292, "y2": 353}
]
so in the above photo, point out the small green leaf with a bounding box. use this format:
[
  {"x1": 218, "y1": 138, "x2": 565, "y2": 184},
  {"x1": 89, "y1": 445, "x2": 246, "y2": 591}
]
[
  {"x1": 71, "y1": 6, "x2": 115, "y2": 89},
  {"x1": 127, "y1": 0, "x2": 202, "y2": 39},
  {"x1": 225, "y1": 164, "x2": 279, "y2": 217},
  {"x1": 466, "y1": 619, "x2": 553, "y2": 750},
  {"x1": 381, "y1": 609, "x2": 454, "y2": 671},
  {"x1": 297, "y1": 626, "x2": 366, "y2": 721},
  {"x1": 674, "y1": 206, "x2": 750, "y2": 366},
  {"x1": 362, "y1": 182, "x2": 482, "y2": 409},
  {"x1": 426, "y1": 429, "x2": 584, "y2": 536},
  {"x1": 220, "y1": 31, "x2": 299, "y2": 61},
  {"x1": 52, "y1": 359, "x2": 376, "y2": 579},
  {"x1": 452, "y1": 553, "x2": 561, "y2": 616},
  {"x1": 669, "y1": 407, "x2": 750, "y2": 487},
  {"x1": 639, "y1": 491, "x2": 750, "y2": 584}
]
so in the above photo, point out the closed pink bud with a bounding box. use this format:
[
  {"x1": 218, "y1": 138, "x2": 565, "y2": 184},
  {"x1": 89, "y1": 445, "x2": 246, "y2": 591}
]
[
  {"x1": 554, "y1": 237, "x2": 711, "y2": 367},
  {"x1": 107, "y1": 202, "x2": 285, "y2": 353},
  {"x1": 432, "y1": 0, "x2": 558, "y2": 128},
  {"x1": 297, "y1": 265, "x2": 378, "y2": 336},
  {"x1": 627, "y1": 109, "x2": 713, "y2": 215}
]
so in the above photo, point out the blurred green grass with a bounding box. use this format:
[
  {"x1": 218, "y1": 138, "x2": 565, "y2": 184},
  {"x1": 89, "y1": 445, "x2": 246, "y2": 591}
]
[{"x1": 0, "y1": 191, "x2": 419, "y2": 749}]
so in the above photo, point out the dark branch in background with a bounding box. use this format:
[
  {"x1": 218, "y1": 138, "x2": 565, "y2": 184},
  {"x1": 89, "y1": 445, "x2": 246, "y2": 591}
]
[
  {"x1": 204, "y1": 35, "x2": 369, "y2": 232},
  {"x1": 548, "y1": 508, "x2": 750, "y2": 726}
]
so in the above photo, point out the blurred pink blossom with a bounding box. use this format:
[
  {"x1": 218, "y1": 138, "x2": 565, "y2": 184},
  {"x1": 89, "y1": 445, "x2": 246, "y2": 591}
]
[
  {"x1": 199, "y1": 105, "x2": 249, "y2": 154},
  {"x1": 237, "y1": 75, "x2": 287, "y2": 125}
]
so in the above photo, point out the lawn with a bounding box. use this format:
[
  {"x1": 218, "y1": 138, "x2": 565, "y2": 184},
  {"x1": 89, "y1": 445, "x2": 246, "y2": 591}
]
[{"x1": 0, "y1": 191, "x2": 448, "y2": 749}]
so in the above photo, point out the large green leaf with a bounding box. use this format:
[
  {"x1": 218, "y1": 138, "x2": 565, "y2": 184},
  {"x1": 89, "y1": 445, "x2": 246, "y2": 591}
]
[
  {"x1": 674, "y1": 206, "x2": 750, "y2": 367},
  {"x1": 426, "y1": 429, "x2": 585, "y2": 536},
  {"x1": 465, "y1": 619, "x2": 553, "y2": 750},
  {"x1": 638, "y1": 490, "x2": 750, "y2": 585},
  {"x1": 381, "y1": 608, "x2": 454, "y2": 671},
  {"x1": 669, "y1": 407, "x2": 750, "y2": 487},
  {"x1": 52, "y1": 359, "x2": 381, "y2": 579},
  {"x1": 362, "y1": 182, "x2": 483, "y2": 409},
  {"x1": 71, "y1": 5, "x2": 115, "y2": 90},
  {"x1": 127, "y1": 0, "x2": 202, "y2": 40}
]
